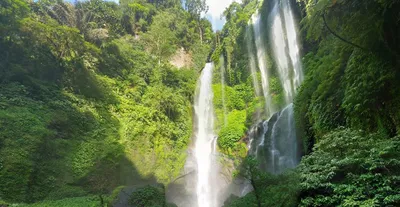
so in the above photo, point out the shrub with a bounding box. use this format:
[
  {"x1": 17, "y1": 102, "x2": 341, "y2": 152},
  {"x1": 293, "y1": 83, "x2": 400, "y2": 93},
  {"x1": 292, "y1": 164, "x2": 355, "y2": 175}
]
[
  {"x1": 129, "y1": 186, "x2": 165, "y2": 207},
  {"x1": 299, "y1": 129, "x2": 400, "y2": 206}
]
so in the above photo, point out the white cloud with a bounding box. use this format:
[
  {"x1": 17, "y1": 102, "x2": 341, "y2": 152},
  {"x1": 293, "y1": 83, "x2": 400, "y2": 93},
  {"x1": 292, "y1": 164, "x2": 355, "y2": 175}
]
[{"x1": 205, "y1": 0, "x2": 237, "y2": 31}]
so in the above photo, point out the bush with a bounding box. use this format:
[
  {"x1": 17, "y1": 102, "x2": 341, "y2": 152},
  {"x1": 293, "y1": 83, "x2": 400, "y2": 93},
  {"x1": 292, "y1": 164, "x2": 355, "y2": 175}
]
[
  {"x1": 218, "y1": 110, "x2": 247, "y2": 152},
  {"x1": 129, "y1": 186, "x2": 165, "y2": 207},
  {"x1": 299, "y1": 129, "x2": 400, "y2": 207}
]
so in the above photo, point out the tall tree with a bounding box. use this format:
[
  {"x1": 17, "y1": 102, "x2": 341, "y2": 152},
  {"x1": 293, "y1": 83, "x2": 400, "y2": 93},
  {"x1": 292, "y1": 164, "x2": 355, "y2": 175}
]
[
  {"x1": 143, "y1": 11, "x2": 177, "y2": 64},
  {"x1": 184, "y1": 0, "x2": 208, "y2": 43},
  {"x1": 0, "y1": 0, "x2": 29, "y2": 38}
]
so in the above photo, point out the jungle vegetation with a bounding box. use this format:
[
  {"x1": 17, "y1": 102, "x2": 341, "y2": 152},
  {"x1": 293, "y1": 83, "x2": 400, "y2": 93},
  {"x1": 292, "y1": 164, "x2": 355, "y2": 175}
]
[
  {"x1": 1, "y1": 0, "x2": 400, "y2": 206},
  {"x1": 0, "y1": 0, "x2": 211, "y2": 205}
]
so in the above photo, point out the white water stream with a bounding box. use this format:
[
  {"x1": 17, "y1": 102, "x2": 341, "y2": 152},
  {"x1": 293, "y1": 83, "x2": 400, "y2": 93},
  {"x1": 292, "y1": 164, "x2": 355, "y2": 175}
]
[
  {"x1": 252, "y1": 12, "x2": 274, "y2": 116},
  {"x1": 193, "y1": 63, "x2": 219, "y2": 207},
  {"x1": 246, "y1": 0, "x2": 303, "y2": 175},
  {"x1": 270, "y1": 0, "x2": 303, "y2": 103}
]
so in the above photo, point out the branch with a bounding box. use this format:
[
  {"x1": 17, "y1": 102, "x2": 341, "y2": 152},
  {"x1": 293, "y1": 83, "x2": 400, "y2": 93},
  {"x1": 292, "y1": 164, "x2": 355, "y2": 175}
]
[
  {"x1": 322, "y1": 11, "x2": 368, "y2": 51},
  {"x1": 171, "y1": 170, "x2": 195, "y2": 183}
]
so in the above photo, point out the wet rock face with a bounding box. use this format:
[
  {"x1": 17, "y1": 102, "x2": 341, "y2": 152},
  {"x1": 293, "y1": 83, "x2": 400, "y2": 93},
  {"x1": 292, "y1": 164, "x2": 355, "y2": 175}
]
[{"x1": 247, "y1": 104, "x2": 301, "y2": 174}]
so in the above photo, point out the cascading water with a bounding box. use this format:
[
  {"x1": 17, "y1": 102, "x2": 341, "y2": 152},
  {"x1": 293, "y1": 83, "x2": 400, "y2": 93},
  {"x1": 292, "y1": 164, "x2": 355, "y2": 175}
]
[
  {"x1": 245, "y1": 0, "x2": 303, "y2": 176},
  {"x1": 282, "y1": 0, "x2": 303, "y2": 89},
  {"x1": 246, "y1": 25, "x2": 262, "y2": 99},
  {"x1": 270, "y1": 7, "x2": 293, "y2": 103},
  {"x1": 270, "y1": 0, "x2": 303, "y2": 103},
  {"x1": 169, "y1": 63, "x2": 230, "y2": 207},
  {"x1": 252, "y1": 12, "x2": 274, "y2": 116},
  {"x1": 247, "y1": 104, "x2": 298, "y2": 173},
  {"x1": 246, "y1": 24, "x2": 263, "y2": 123},
  {"x1": 193, "y1": 63, "x2": 219, "y2": 207}
]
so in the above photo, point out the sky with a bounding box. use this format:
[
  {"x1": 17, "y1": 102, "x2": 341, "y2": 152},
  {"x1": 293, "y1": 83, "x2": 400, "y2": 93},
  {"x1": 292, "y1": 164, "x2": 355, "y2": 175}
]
[
  {"x1": 204, "y1": 0, "x2": 237, "y2": 31},
  {"x1": 64, "y1": 0, "x2": 235, "y2": 31}
]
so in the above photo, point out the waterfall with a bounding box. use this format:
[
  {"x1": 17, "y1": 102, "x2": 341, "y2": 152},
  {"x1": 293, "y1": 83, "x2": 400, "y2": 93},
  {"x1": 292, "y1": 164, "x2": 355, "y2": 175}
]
[
  {"x1": 267, "y1": 104, "x2": 298, "y2": 173},
  {"x1": 282, "y1": 0, "x2": 303, "y2": 90},
  {"x1": 193, "y1": 63, "x2": 219, "y2": 207},
  {"x1": 252, "y1": 12, "x2": 274, "y2": 116},
  {"x1": 270, "y1": 0, "x2": 303, "y2": 103},
  {"x1": 169, "y1": 63, "x2": 229, "y2": 207},
  {"x1": 245, "y1": 0, "x2": 303, "y2": 176},
  {"x1": 246, "y1": 23, "x2": 262, "y2": 99},
  {"x1": 219, "y1": 56, "x2": 228, "y2": 127},
  {"x1": 247, "y1": 104, "x2": 299, "y2": 173}
]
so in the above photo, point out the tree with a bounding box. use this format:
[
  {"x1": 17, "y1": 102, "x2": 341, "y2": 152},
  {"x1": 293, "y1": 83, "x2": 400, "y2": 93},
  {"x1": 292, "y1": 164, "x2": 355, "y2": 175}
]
[
  {"x1": 184, "y1": 0, "x2": 208, "y2": 17},
  {"x1": 0, "y1": 0, "x2": 29, "y2": 38},
  {"x1": 184, "y1": 0, "x2": 208, "y2": 43},
  {"x1": 75, "y1": 0, "x2": 124, "y2": 38},
  {"x1": 142, "y1": 11, "x2": 177, "y2": 64},
  {"x1": 122, "y1": 2, "x2": 152, "y2": 35},
  {"x1": 20, "y1": 18, "x2": 87, "y2": 61},
  {"x1": 148, "y1": 0, "x2": 181, "y2": 9},
  {"x1": 33, "y1": 0, "x2": 76, "y2": 27},
  {"x1": 228, "y1": 156, "x2": 300, "y2": 207}
]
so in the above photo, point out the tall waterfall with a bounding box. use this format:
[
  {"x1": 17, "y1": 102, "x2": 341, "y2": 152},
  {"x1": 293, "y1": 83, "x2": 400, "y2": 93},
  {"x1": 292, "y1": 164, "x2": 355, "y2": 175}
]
[
  {"x1": 168, "y1": 63, "x2": 229, "y2": 207},
  {"x1": 270, "y1": 0, "x2": 303, "y2": 103},
  {"x1": 252, "y1": 12, "x2": 274, "y2": 116},
  {"x1": 246, "y1": 25, "x2": 262, "y2": 99},
  {"x1": 246, "y1": 0, "x2": 303, "y2": 175},
  {"x1": 193, "y1": 63, "x2": 219, "y2": 207},
  {"x1": 282, "y1": 0, "x2": 303, "y2": 91}
]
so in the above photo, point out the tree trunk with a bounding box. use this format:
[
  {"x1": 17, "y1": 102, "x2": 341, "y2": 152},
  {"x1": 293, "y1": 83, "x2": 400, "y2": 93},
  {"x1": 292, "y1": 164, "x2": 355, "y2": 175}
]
[{"x1": 198, "y1": 22, "x2": 203, "y2": 44}]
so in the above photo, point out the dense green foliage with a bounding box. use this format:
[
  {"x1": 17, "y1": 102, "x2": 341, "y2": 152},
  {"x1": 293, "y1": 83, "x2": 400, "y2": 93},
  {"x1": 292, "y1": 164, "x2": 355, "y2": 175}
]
[
  {"x1": 128, "y1": 185, "x2": 165, "y2": 207},
  {"x1": 0, "y1": 0, "x2": 212, "y2": 204},
  {"x1": 226, "y1": 157, "x2": 300, "y2": 207},
  {"x1": 295, "y1": 0, "x2": 400, "y2": 151},
  {"x1": 213, "y1": 83, "x2": 257, "y2": 158},
  {"x1": 299, "y1": 129, "x2": 400, "y2": 206},
  {"x1": 2, "y1": 0, "x2": 400, "y2": 206},
  {"x1": 127, "y1": 185, "x2": 177, "y2": 207},
  {"x1": 223, "y1": 193, "x2": 258, "y2": 207}
]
